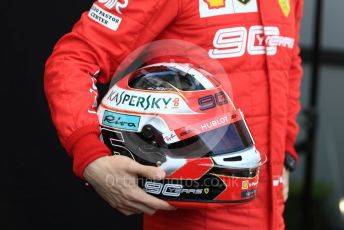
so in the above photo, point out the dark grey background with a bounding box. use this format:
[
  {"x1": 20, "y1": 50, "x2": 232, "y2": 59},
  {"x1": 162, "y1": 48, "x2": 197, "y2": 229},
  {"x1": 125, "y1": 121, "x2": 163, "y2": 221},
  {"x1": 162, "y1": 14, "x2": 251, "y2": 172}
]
[
  {"x1": 2, "y1": 1, "x2": 140, "y2": 229},
  {"x1": 290, "y1": 1, "x2": 344, "y2": 229}
]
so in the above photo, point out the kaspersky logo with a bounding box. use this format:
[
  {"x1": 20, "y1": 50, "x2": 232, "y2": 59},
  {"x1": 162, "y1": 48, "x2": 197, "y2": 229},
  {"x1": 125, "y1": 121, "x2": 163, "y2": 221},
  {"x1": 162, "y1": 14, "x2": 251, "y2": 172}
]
[
  {"x1": 103, "y1": 86, "x2": 195, "y2": 114},
  {"x1": 106, "y1": 90, "x2": 178, "y2": 111},
  {"x1": 204, "y1": 0, "x2": 226, "y2": 9}
]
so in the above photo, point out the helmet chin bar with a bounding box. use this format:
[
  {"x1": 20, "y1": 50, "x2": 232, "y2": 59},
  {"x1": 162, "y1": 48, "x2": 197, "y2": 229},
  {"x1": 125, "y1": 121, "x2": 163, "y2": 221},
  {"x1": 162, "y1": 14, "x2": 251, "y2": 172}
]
[
  {"x1": 160, "y1": 156, "x2": 187, "y2": 176},
  {"x1": 159, "y1": 146, "x2": 262, "y2": 176}
]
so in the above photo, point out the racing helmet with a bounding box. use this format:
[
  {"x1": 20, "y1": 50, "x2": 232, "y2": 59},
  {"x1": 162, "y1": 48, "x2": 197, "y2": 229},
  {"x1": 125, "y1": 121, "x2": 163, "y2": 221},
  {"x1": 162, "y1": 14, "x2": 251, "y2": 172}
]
[{"x1": 97, "y1": 63, "x2": 265, "y2": 208}]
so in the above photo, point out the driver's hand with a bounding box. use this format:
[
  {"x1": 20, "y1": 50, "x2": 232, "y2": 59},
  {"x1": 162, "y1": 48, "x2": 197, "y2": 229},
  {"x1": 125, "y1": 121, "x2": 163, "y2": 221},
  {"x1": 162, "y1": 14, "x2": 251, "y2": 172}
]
[
  {"x1": 283, "y1": 166, "x2": 290, "y2": 202},
  {"x1": 84, "y1": 155, "x2": 176, "y2": 216}
]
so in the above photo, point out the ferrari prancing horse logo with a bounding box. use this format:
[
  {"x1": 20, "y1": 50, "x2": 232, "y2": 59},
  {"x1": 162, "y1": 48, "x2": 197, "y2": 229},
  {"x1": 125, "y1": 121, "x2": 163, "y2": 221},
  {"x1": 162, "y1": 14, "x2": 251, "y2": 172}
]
[{"x1": 278, "y1": 0, "x2": 291, "y2": 17}]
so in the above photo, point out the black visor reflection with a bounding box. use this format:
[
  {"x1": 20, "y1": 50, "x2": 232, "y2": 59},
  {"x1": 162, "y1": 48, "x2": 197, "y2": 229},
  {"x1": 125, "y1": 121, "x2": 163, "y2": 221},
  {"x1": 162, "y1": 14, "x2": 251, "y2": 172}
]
[{"x1": 164, "y1": 120, "x2": 254, "y2": 158}]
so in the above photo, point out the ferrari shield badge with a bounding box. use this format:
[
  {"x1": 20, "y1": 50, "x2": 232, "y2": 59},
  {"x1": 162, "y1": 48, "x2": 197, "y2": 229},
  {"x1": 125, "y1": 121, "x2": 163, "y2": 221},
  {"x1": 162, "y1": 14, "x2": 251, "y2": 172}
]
[
  {"x1": 278, "y1": 0, "x2": 291, "y2": 17},
  {"x1": 204, "y1": 188, "x2": 210, "y2": 194}
]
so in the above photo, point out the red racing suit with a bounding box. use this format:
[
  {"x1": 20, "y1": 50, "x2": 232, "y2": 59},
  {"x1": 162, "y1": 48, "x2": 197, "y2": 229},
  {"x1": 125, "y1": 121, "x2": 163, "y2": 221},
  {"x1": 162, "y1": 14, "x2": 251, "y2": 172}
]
[{"x1": 45, "y1": 0, "x2": 303, "y2": 229}]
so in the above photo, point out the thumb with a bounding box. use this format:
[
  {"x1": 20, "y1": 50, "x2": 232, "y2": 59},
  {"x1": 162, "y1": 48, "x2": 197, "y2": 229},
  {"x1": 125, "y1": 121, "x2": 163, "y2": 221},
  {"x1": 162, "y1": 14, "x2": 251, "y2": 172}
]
[{"x1": 132, "y1": 162, "x2": 166, "y2": 180}]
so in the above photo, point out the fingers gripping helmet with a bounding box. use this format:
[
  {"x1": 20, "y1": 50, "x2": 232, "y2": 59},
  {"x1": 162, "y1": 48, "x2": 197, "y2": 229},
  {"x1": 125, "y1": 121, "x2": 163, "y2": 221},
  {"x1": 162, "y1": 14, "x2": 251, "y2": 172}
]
[{"x1": 97, "y1": 63, "x2": 264, "y2": 207}]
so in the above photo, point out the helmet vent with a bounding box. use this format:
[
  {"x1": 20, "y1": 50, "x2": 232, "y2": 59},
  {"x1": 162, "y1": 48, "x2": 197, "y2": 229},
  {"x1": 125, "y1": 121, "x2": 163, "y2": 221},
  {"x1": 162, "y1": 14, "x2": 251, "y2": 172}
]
[{"x1": 223, "y1": 156, "x2": 242, "y2": 162}]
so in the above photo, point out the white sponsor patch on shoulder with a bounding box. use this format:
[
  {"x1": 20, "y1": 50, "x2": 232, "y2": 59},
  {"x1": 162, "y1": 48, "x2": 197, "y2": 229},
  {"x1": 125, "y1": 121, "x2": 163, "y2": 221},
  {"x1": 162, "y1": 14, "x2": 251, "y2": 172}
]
[{"x1": 88, "y1": 4, "x2": 122, "y2": 31}]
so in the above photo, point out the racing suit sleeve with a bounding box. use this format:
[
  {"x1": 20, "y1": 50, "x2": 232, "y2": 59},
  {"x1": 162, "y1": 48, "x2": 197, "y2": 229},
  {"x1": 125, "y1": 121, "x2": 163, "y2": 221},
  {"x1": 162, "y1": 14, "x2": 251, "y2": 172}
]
[
  {"x1": 44, "y1": 0, "x2": 179, "y2": 179},
  {"x1": 285, "y1": 0, "x2": 304, "y2": 162}
]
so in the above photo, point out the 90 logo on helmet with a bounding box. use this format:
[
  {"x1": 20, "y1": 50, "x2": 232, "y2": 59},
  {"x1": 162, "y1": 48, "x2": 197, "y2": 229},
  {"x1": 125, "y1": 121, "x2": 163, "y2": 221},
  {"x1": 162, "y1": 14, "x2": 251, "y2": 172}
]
[{"x1": 198, "y1": 91, "x2": 228, "y2": 111}]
